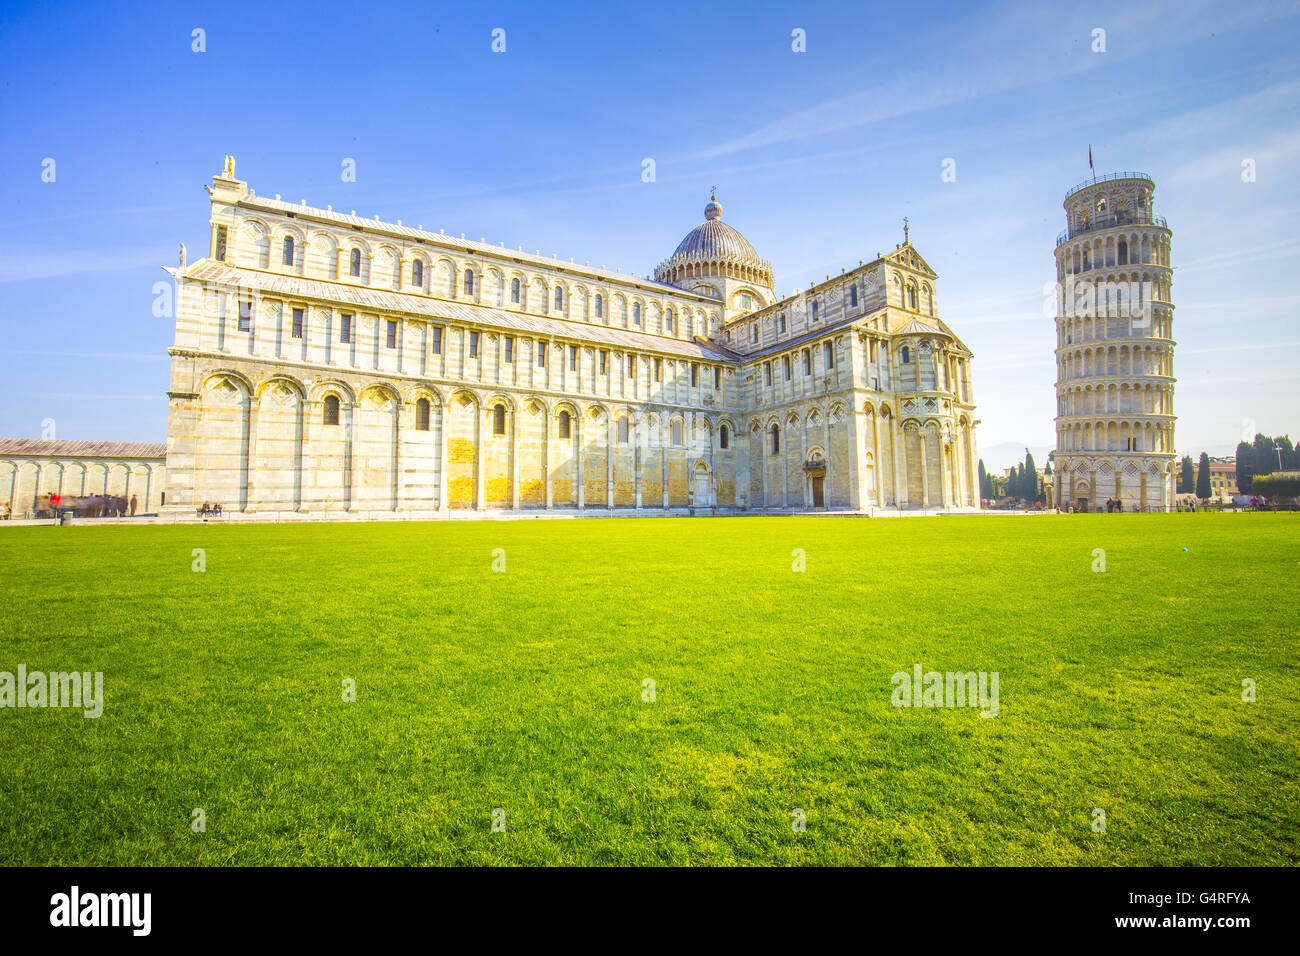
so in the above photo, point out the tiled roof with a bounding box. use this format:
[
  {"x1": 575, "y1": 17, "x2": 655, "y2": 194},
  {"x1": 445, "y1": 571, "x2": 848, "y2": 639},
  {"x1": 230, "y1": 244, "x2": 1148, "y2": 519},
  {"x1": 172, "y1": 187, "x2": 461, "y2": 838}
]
[
  {"x1": 0, "y1": 439, "x2": 166, "y2": 460},
  {"x1": 181, "y1": 262, "x2": 736, "y2": 362}
]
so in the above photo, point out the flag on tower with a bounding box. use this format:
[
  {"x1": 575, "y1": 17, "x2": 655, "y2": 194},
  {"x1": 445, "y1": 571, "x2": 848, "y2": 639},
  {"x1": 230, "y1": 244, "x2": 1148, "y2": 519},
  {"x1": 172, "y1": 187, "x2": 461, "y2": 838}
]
[{"x1": 1088, "y1": 145, "x2": 1094, "y2": 171}]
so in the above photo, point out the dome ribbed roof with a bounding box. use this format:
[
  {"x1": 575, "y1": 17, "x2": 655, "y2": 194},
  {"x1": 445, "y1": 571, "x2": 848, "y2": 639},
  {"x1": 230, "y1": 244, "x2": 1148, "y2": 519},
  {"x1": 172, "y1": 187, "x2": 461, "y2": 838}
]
[
  {"x1": 655, "y1": 196, "x2": 774, "y2": 293},
  {"x1": 670, "y1": 198, "x2": 761, "y2": 260}
]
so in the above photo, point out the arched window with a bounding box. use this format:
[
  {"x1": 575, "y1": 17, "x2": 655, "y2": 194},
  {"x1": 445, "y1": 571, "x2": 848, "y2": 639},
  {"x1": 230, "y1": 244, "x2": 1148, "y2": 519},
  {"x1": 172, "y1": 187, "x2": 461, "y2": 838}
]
[
  {"x1": 770, "y1": 424, "x2": 780, "y2": 455},
  {"x1": 906, "y1": 285, "x2": 918, "y2": 310},
  {"x1": 901, "y1": 346, "x2": 910, "y2": 364},
  {"x1": 463, "y1": 269, "x2": 474, "y2": 295},
  {"x1": 558, "y1": 410, "x2": 572, "y2": 439},
  {"x1": 665, "y1": 308, "x2": 674, "y2": 332},
  {"x1": 720, "y1": 424, "x2": 730, "y2": 449},
  {"x1": 493, "y1": 403, "x2": 506, "y2": 436},
  {"x1": 323, "y1": 395, "x2": 340, "y2": 426},
  {"x1": 554, "y1": 287, "x2": 564, "y2": 310},
  {"x1": 849, "y1": 284, "x2": 858, "y2": 308},
  {"x1": 282, "y1": 236, "x2": 295, "y2": 266},
  {"x1": 349, "y1": 248, "x2": 361, "y2": 277},
  {"x1": 633, "y1": 303, "x2": 642, "y2": 325},
  {"x1": 412, "y1": 259, "x2": 424, "y2": 287},
  {"x1": 671, "y1": 420, "x2": 683, "y2": 445},
  {"x1": 511, "y1": 278, "x2": 521, "y2": 303},
  {"x1": 415, "y1": 398, "x2": 430, "y2": 431},
  {"x1": 595, "y1": 294, "x2": 603, "y2": 319},
  {"x1": 1117, "y1": 239, "x2": 1128, "y2": 265}
]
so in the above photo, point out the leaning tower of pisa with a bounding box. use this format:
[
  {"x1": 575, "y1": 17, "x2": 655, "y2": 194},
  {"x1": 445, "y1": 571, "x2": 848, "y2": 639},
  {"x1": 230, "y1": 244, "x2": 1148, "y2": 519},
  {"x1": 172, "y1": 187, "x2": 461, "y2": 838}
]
[{"x1": 1052, "y1": 172, "x2": 1176, "y2": 512}]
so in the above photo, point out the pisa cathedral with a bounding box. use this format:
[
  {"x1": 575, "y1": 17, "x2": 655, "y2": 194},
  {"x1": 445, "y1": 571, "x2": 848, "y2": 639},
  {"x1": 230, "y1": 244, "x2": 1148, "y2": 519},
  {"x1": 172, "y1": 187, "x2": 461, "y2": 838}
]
[
  {"x1": 142, "y1": 158, "x2": 977, "y2": 518},
  {"x1": 1051, "y1": 172, "x2": 1176, "y2": 512}
]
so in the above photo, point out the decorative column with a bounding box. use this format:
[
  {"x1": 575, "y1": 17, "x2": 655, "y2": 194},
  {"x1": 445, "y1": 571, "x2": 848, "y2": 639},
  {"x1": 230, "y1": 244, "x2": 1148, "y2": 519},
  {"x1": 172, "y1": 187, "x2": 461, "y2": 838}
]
[
  {"x1": 633, "y1": 416, "x2": 642, "y2": 508},
  {"x1": 576, "y1": 414, "x2": 585, "y2": 509},
  {"x1": 920, "y1": 430, "x2": 930, "y2": 508},
  {"x1": 437, "y1": 402, "x2": 449, "y2": 513},
  {"x1": 474, "y1": 405, "x2": 485, "y2": 510},
  {"x1": 661, "y1": 443, "x2": 668, "y2": 510},
  {"x1": 781, "y1": 426, "x2": 790, "y2": 509},
  {"x1": 510, "y1": 408, "x2": 520, "y2": 510},
  {"x1": 872, "y1": 411, "x2": 884, "y2": 508},
  {"x1": 296, "y1": 401, "x2": 311, "y2": 513},
  {"x1": 543, "y1": 409, "x2": 552, "y2": 510},
  {"x1": 823, "y1": 409, "x2": 831, "y2": 508},
  {"x1": 392, "y1": 404, "x2": 404, "y2": 513},
  {"x1": 606, "y1": 412, "x2": 615, "y2": 509},
  {"x1": 892, "y1": 418, "x2": 906, "y2": 507},
  {"x1": 246, "y1": 397, "x2": 262, "y2": 513},
  {"x1": 347, "y1": 402, "x2": 362, "y2": 512},
  {"x1": 944, "y1": 438, "x2": 955, "y2": 510}
]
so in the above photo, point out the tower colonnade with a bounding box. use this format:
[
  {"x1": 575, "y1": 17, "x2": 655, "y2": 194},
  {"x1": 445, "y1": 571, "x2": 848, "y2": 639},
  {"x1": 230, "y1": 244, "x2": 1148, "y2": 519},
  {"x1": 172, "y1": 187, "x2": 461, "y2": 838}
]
[{"x1": 1052, "y1": 172, "x2": 1177, "y2": 511}]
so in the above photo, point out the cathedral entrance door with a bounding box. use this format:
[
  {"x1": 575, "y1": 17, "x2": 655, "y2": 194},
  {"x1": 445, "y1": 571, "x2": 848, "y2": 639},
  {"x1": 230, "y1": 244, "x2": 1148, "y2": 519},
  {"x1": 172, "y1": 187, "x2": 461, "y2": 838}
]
[
  {"x1": 691, "y1": 462, "x2": 711, "y2": 508},
  {"x1": 811, "y1": 476, "x2": 825, "y2": 508}
]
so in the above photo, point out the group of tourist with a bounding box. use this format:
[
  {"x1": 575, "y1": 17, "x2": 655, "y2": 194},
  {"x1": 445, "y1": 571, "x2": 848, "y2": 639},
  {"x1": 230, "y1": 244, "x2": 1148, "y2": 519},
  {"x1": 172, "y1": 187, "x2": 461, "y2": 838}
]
[
  {"x1": 1104, "y1": 498, "x2": 1126, "y2": 513},
  {"x1": 198, "y1": 501, "x2": 224, "y2": 516},
  {"x1": 28, "y1": 494, "x2": 138, "y2": 518}
]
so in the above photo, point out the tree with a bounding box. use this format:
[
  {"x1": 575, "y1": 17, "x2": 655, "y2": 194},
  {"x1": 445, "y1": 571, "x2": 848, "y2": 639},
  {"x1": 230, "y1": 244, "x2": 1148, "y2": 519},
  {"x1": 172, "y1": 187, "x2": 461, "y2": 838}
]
[
  {"x1": 1196, "y1": 452, "x2": 1211, "y2": 501},
  {"x1": 1236, "y1": 441, "x2": 1255, "y2": 493},
  {"x1": 1275, "y1": 436, "x2": 1295, "y2": 470},
  {"x1": 978, "y1": 459, "x2": 990, "y2": 500},
  {"x1": 1024, "y1": 451, "x2": 1038, "y2": 500},
  {"x1": 1178, "y1": 456, "x2": 1194, "y2": 494},
  {"x1": 1253, "y1": 433, "x2": 1278, "y2": 478}
]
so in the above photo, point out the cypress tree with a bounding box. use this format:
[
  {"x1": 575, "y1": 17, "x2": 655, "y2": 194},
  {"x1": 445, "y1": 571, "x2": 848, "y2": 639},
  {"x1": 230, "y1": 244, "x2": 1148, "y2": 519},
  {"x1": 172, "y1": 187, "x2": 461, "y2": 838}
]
[
  {"x1": 1024, "y1": 451, "x2": 1038, "y2": 500},
  {"x1": 1236, "y1": 442, "x2": 1255, "y2": 493},
  {"x1": 1196, "y1": 452, "x2": 1211, "y2": 500},
  {"x1": 1179, "y1": 456, "x2": 1194, "y2": 493},
  {"x1": 1253, "y1": 433, "x2": 1277, "y2": 477}
]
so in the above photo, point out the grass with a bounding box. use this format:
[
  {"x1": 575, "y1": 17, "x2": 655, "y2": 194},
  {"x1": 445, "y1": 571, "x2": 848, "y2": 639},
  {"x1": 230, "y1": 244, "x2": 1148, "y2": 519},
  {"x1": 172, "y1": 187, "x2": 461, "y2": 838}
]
[{"x1": 0, "y1": 513, "x2": 1296, "y2": 866}]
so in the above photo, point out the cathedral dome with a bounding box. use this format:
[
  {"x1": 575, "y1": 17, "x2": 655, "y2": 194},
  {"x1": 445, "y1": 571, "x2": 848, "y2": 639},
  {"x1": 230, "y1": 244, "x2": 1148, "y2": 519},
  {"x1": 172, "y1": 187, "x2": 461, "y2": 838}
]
[
  {"x1": 655, "y1": 196, "x2": 774, "y2": 293},
  {"x1": 670, "y1": 198, "x2": 761, "y2": 261}
]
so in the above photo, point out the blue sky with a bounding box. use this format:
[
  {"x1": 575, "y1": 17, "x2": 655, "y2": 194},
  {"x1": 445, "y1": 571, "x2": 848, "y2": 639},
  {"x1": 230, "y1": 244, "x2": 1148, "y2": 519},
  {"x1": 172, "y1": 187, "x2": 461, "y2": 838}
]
[{"x1": 1, "y1": 0, "x2": 1297, "y2": 470}]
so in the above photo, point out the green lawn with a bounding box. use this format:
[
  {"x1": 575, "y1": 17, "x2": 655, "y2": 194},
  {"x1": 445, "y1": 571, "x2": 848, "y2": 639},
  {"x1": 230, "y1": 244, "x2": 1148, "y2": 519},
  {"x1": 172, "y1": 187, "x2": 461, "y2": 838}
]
[{"x1": 0, "y1": 513, "x2": 1296, "y2": 866}]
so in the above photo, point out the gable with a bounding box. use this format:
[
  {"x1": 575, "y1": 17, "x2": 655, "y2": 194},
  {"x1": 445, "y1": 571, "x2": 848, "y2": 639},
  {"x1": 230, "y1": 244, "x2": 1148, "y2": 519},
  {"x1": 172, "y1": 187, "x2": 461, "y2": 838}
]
[{"x1": 887, "y1": 245, "x2": 938, "y2": 278}]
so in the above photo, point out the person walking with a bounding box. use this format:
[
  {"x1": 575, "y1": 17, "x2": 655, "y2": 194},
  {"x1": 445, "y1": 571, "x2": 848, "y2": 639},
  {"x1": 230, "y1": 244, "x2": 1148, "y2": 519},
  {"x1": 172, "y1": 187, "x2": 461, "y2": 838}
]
[{"x1": 130, "y1": 494, "x2": 138, "y2": 516}]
